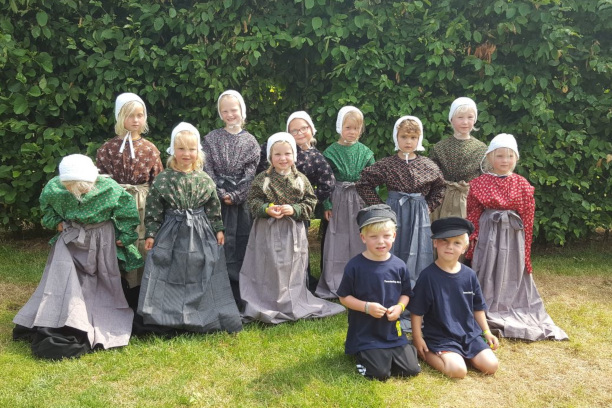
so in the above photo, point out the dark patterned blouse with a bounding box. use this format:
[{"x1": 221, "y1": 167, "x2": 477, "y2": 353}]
[
  {"x1": 428, "y1": 136, "x2": 488, "y2": 183},
  {"x1": 96, "y1": 136, "x2": 163, "y2": 185},
  {"x1": 202, "y1": 128, "x2": 260, "y2": 205},
  {"x1": 356, "y1": 155, "x2": 446, "y2": 212},
  {"x1": 256, "y1": 143, "x2": 335, "y2": 211},
  {"x1": 247, "y1": 169, "x2": 317, "y2": 221},
  {"x1": 145, "y1": 168, "x2": 224, "y2": 237}
]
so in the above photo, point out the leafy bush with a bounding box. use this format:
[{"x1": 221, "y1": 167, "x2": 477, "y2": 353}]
[{"x1": 1, "y1": 0, "x2": 610, "y2": 244}]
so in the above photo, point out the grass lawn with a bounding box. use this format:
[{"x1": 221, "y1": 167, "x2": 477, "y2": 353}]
[{"x1": 1, "y1": 231, "x2": 611, "y2": 408}]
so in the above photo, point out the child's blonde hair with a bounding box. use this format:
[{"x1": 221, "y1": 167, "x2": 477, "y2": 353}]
[
  {"x1": 167, "y1": 131, "x2": 204, "y2": 172},
  {"x1": 342, "y1": 110, "x2": 365, "y2": 136},
  {"x1": 263, "y1": 141, "x2": 304, "y2": 194},
  {"x1": 434, "y1": 232, "x2": 469, "y2": 247},
  {"x1": 360, "y1": 220, "x2": 397, "y2": 235},
  {"x1": 115, "y1": 100, "x2": 149, "y2": 136},
  {"x1": 62, "y1": 180, "x2": 96, "y2": 201},
  {"x1": 219, "y1": 93, "x2": 245, "y2": 127}
]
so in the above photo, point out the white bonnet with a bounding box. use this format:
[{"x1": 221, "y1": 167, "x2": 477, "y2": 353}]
[
  {"x1": 59, "y1": 154, "x2": 99, "y2": 183},
  {"x1": 267, "y1": 132, "x2": 297, "y2": 163},
  {"x1": 336, "y1": 106, "x2": 363, "y2": 134},
  {"x1": 115, "y1": 93, "x2": 146, "y2": 120},
  {"x1": 393, "y1": 115, "x2": 425, "y2": 152},
  {"x1": 167, "y1": 122, "x2": 202, "y2": 155},
  {"x1": 217, "y1": 90, "x2": 247, "y2": 121},
  {"x1": 485, "y1": 133, "x2": 520, "y2": 159},
  {"x1": 448, "y1": 97, "x2": 478, "y2": 122},
  {"x1": 286, "y1": 111, "x2": 317, "y2": 136}
]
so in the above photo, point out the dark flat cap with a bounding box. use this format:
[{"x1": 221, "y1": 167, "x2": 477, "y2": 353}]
[
  {"x1": 431, "y1": 217, "x2": 474, "y2": 239},
  {"x1": 356, "y1": 204, "x2": 397, "y2": 229}
]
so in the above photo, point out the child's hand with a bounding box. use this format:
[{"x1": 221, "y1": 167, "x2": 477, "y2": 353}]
[
  {"x1": 279, "y1": 205, "x2": 294, "y2": 216},
  {"x1": 367, "y1": 302, "x2": 387, "y2": 319},
  {"x1": 116, "y1": 240, "x2": 124, "y2": 247},
  {"x1": 217, "y1": 231, "x2": 225, "y2": 245},
  {"x1": 412, "y1": 336, "x2": 429, "y2": 359},
  {"x1": 57, "y1": 222, "x2": 63, "y2": 232},
  {"x1": 144, "y1": 238, "x2": 155, "y2": 250},
  {"x1": 266, "y1": 205, "x2": 283, "y2": 219},
  {"x1": 324, "y1": 210, "x2": 332, "y2": 221},
  {"x1": 484, "y1": 332, "x2": 500, "y2": 350},
  {"x1": 222, "y1": 195, "x2": 233, "y2": 206},
  {"x1": 386, "y1": 304, "x2": 403, "y2": 321}
]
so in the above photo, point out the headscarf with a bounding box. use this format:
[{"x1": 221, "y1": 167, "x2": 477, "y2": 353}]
[
  {"x1": 448, "y1": 97, "x2": 478, "y2": 122},
  {"x1": 217, "y1": 89, "x2": 247, "y2": 121},
  {"x1": 480, "y1": 133, "x2": 520, "y2": 174},
  {"x1": 336, "y1": 105, "x2": 363, "y2": 134},
  {"x1": 485, "y1": 133, "x2": 519, "y2": 159},
  {"x1": 59, "y1": 154, "x2": 99, "y2": 182},
  {"x1": 393, "y1": 115, "x2": 425, "y2": 162},
  {"x1": 266, "y1": 132, "x2": 297, "y2": 163},
  {"x1": 285, "y1": 111, "x2": 317, "y2": 136},
  {"x1": 114, "y1": 93, "x2": 147, "y2": 159},
  {"x1": 167, "y1": 122, "x2": 202, "y2": 155}
]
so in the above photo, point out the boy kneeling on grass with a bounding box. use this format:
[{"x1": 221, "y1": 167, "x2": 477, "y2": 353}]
[
  {"x1": 409, "y1": 217, "x2": 499, "y2": 378},
  {"x1": 337, "y1": 204, "x2": 421, "y2": 381}
]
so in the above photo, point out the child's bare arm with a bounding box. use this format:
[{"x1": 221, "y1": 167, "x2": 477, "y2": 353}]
[
  {"x1": 339, "y1": 295, "x2": 387, "y2": 319},
  {"x1": 410, "y1": 314, "x2": 428, "y2": 358},
  {"x1": 474, "y1": 310, "x2": 499, "y2": 350}
]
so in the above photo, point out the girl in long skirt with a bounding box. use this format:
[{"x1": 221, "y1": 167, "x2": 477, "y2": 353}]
[
  {"x1": 429, "y1": 97, "x2": 487, "y2": 221},
  {"x1": 13, "y1": 154, "x2": 140, "y2": 359},
  {"x1": 240, "y1": 133, "x2": 345, "y2": 324},
  {"x1": 202, "y1": 90, "x2": 260, "y2": 308},
  {"x1": 356, "y1": 116, "x2": 445, "y2": 287},
  {"x1": 96, "y1": 93, "x2": 163, "y2": 294},
  {"x1": 316, "y1": 106, "x2": 374, "y2": 299},
  {"x1": 138, "y1": 123, "x2": 242, "y2": 334},
  {"x1": 466, "y1": 133, "x2": 567, "y2": 341}
]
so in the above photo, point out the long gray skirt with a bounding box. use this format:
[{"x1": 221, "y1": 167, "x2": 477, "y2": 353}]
[
  {"x1": 138, "y1": 208, "x2": 242, "y2": 333},
  {"x1": 13, "y1": 221, "x2": 133, "y2": 349},
  {"x1": 316, "y1": 182, "x2": 365, "y2": 299},
  {"x1": 387, "y1": 191, "x2": 433, "y2": 288},
  {"x1": 240, "y1": 217, "x2": 345, "y2": 324},
  {"x1": 430, "y1": 181, "x2": 469, "y2": 221},
  {"x1": 221, "y1": 201, "x2": 252, "y2": 286},
  {"x1": 473, "y1": 209, "x2": 568, "y2": 341}
]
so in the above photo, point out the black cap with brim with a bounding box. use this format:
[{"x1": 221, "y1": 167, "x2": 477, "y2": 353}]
[
  {"x1": 356, "y1": 204, "x2": 397, "y2": 229},
  {"x1": 431, "y1": 217, "x2": 474, "y2": 239}
]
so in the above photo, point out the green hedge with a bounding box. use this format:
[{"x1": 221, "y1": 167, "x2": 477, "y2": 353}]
[{"x1": 1, "y1": 0, "x2": 611, "y2": 244}]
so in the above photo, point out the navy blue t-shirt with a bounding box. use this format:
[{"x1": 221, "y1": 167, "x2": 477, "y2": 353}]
[
  {"x1": 408, "y1": 263, "x2": 489, "y2": 358},
  {"x1": 337, "y1": 254, "x2": 413, "y2": 355}
]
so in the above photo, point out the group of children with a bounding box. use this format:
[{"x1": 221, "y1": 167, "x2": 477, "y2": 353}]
[{"x1": 13, "y1": 91, "x2": 568, "y2": 380}]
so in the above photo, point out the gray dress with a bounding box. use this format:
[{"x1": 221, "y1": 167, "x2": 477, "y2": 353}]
[
  {"x1": 139, "y1": 169, "x2": 242, "y2": 333},
  {"x1": 14, "y1": 221, "x2": 134, "y2": 349},
  {"x1": 472, "y1": 209, "x2": 568, "y2": 341}
]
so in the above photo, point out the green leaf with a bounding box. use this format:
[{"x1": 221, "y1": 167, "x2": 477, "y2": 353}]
[
  {"x1": 13, "y1": 94, "x2": 28, "y2": 114},
  {"x1": 473, "y1": 31, "x2": 482, "y2": 43},
  {"x1": 154, "y1": 17, "x2": 164, "y2": 31},
  {"x1": 223, "y1": 0, "x2": 232, "y2": 8},
  {"x1": 36, "y1": 11, "x2": 48, "y2": 27},
  {"x1": 354, "y1": 15, "x2": 365, "y2": 29},
  {"x1": 169, "y1": 8, "x2": 177, "y2": 18},
  {"x1": 312, "y1": 17, "x2": 322, "y2": 30},
  {"x1": 305, "y1": 0, "x2": 315, "y2": 9}
]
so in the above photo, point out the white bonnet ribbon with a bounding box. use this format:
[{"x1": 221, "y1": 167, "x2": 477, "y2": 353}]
[{"x1": 119, "y1": 131, "x2": 135, "y2": 159}]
